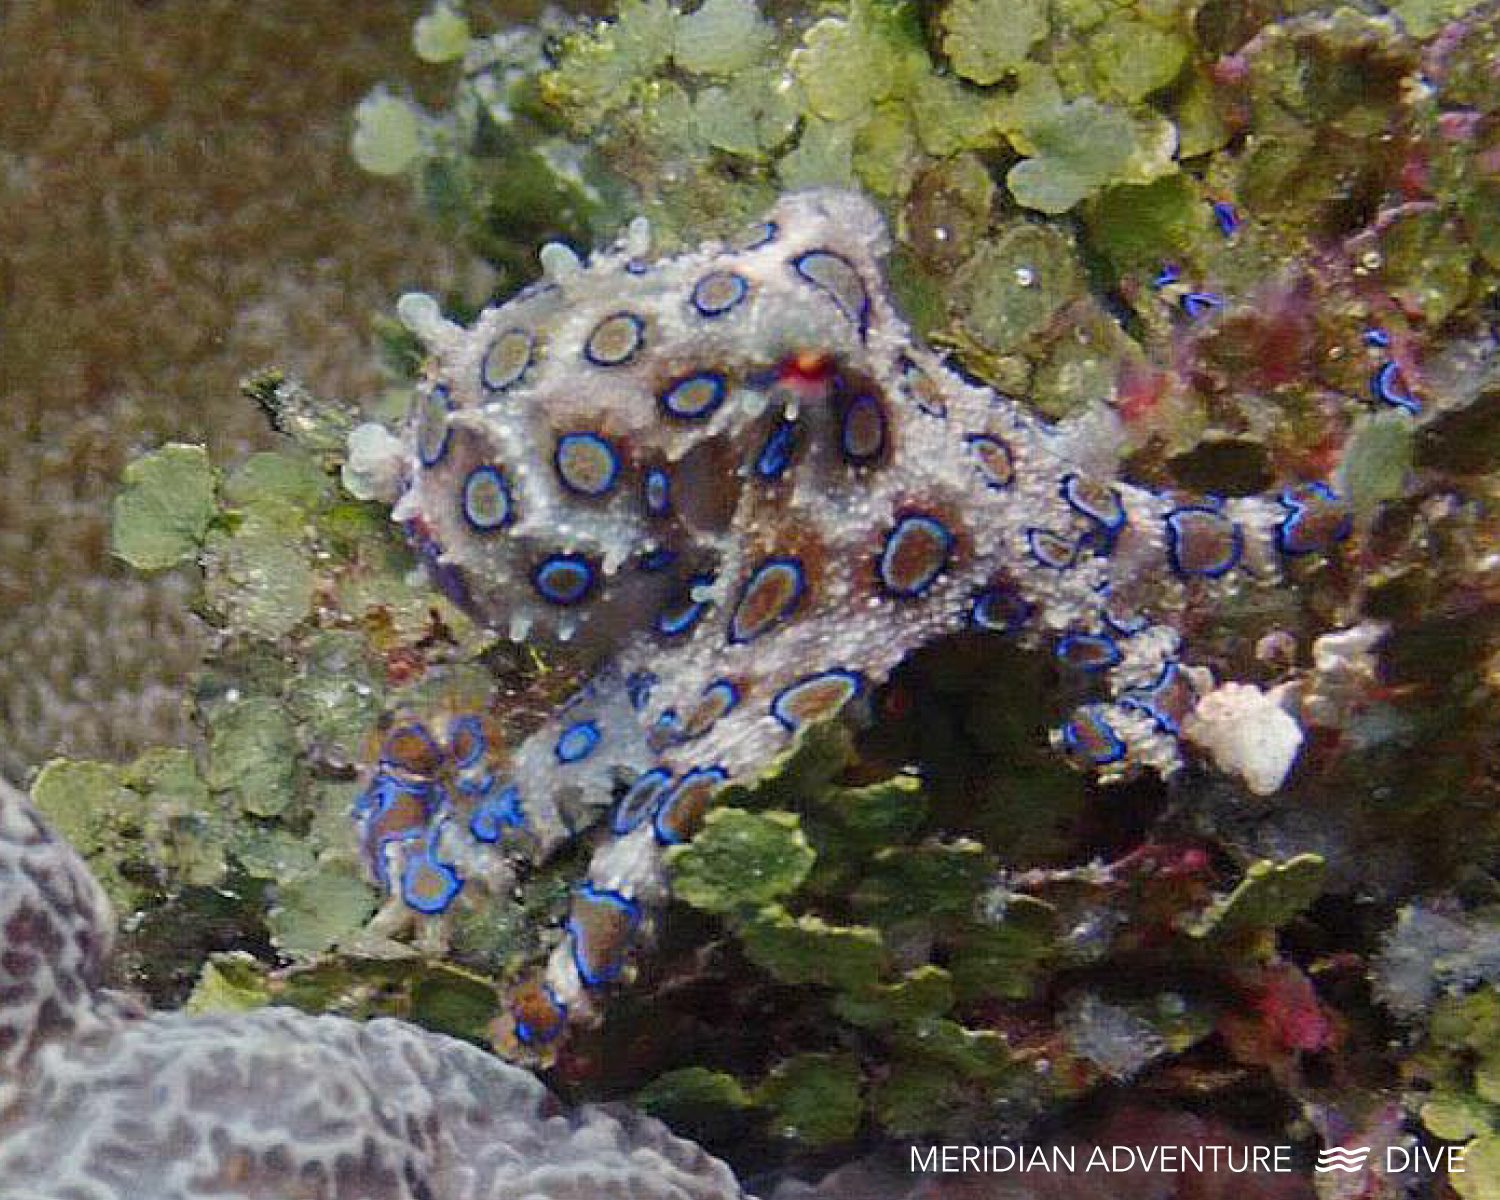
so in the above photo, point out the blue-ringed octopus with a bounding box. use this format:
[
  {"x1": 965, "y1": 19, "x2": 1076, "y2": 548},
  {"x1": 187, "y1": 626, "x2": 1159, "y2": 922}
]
[{"x1": 352, "y1": 190, "x2": 1356, "y2": 1053}]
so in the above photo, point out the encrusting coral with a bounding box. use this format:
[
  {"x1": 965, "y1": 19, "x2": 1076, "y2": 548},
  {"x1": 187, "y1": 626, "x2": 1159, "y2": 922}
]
[
  {"x1": 0, "y1": 775, "x2": 748, "y2": 1200},
  {"x1": 353, "y1": 188, "x2": 1360, "y2": 1051}
]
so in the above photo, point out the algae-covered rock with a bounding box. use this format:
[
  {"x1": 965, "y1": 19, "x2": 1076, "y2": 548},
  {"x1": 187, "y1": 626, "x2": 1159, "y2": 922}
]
[
  {"x1": 938, "y1": 0, "x2": 1048, "y2": 86},
  {"x1": 668, "y1": 809, "x2": 817, "y2": 916},
  {"x1": 111, "y1": 444, "x2": 216, "y2": 572},
  {"x1": 756, "y1": 1052, "x2": 863, "y2": 1146},
  {"x1": 206, "y1": 696, "x2": 299, "y2": 818},
  {"x1": 1185, "y1": 854, "x2": 1326, "y2": 943},
  {"x1": 741, "y1": 906, "x2": 884, "y2": 990}
]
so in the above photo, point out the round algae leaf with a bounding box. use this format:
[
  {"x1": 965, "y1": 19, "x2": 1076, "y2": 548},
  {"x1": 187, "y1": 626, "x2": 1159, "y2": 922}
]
[
  {"x1": 412, "y1": 5, "x2": 471, "y2": 64},
  {"x1": 352, "y1": 91, "x2": 423, "y2": 177}
]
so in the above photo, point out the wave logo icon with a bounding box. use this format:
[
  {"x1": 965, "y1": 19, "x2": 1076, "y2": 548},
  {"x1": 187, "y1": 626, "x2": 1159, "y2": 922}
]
[{"x1": 1315, "y1": 1147, "x2": 1370, "y2": 1173}]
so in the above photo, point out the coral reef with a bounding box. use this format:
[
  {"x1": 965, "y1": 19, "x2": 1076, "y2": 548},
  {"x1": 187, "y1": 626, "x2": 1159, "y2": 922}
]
[{"x1": 0, "y1": 774, "x2": 747, "y2": 1199}]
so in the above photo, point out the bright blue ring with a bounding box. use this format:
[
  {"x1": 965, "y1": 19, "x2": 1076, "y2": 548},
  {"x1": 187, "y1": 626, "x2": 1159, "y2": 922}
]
[
  {"x1": 417, "y1": 384, "x2": 453, "y2": 467},
  {"x1": 461, "y1": 464, "x2": 515, "y2": 533},
  {"x1": 653, "y1": 766, "x2": 729, "y2": 846},
  {"x1": 611, "y1": 767, "x2": 671, "y2": 835},
  {"x1": 567, "y1": 883, "x2": 641, "y2": 988},
  {"x1": 532, "y1": 554, "x2": 596, "y2": 606},
  {"x1": 583, "y1": 311, "x2": 645, "y2": 367},
  {"x1": 468, "y1": 784, "x2": 524, "y2": 843},
  {"x1": 770, "y1": 669, "x2": 863, "y2": 733},
  {"x1": 555, "y1": 720, "x2": 602, "y2": 764},
  {"x1": 513, "y1": 984, "x2": 568, "y2": 1046},
  {"x1": 1054, "y1": 633, "x2": 1123, "y2": 673},
  {"x1": 447, "y1": 715, "x2": 486, "y2": 768},
  {"x1": 659, "y1": 371, "x2": 728, "y2": 421},
  {"x1": 691, "y1": 270, "x2": 749, "y2": 317},
  {"x1": 1165, "y1": 507, "x2": 1243, "y2": 578},
  {"x1": 1060, "y1": 474, "x2": 1125, "y2": 533},
  {"x1": 792, "y1": 249, "x2": 869, "y2": 333},
  {"x1": 754, "y1": 421, "x2": 797, "y2": 480},
  {"x1": 644, "y1": 467, "x2": 671, "y2": 517},
  {"x1": 554, "y1": 432, "x2": 621, "y2": 497},
  {"x1": 729, "y1": 556, "x2": 807, "y2": 643},
  {"x1": 1062, "y1": 707, "x2": 1127, "y2": 766},
  {"x1": 399, "y1": 843, "x2": 464, "y2": 915},
  {"x1": 877, "y1": 514, "x2": 953, "y2": 599}
]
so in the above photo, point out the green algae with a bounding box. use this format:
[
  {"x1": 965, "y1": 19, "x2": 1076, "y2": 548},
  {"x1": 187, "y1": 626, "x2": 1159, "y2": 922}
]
[
  {"x1": 757, "y1": 1052, "x2": 864, "y2": 1145},
  {"x1": 1184, "y1": 854, "x2": 1326, "y2": 944},
  {"x1": 111, "y1": 444, "x2": 217, "y2": 573},
  {"x1": 667, "y1": 809, "x2": 816, "y2": 916}
]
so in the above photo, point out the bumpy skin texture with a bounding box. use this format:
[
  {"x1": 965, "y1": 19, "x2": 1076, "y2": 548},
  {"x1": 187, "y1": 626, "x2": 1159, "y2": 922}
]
[
  {"x1": 0, "y1": 779, "x2": 746, "y2": 1200},
  {"x1": 370, "y1": 189, "x2": 1352, "y2": 1045}
]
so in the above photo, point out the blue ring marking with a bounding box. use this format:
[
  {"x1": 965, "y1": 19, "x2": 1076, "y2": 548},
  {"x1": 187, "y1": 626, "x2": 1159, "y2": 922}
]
[
  {"x1": 468, "y1": 783, "x2": 525, "y2": 843},
  {"x1": 1119, "y1": 663, "x2": 1192, "y2": 735},
  {"x1": 554, "y1": 432, "x2": 621, "y2": 497},
  {"x1": 970, "y1": 586, "x2": 1030, "y2": 634},
  {"x1": 447, "y1": 715, "x2": 486, "y2": 769},
  {"x1": 1152, "y1": 263, "x2": 1181, "y2": 289},
  {"x1": 878, "y1": 513, "x2": 954, "y2": 598},
  {"x1": 583, "y1": 311, "x2": 645, "y2": 367},
  {"x1": 636, "y1": 547, "x2": 677, "y2": 573},
  {"x1": 650, "y1": 709, "x2": 683, "y2": 747},
  {"x1": 770, "y1": 669, "x2": 864, "y2": 733},
  {"x1": 643, "y1": 467, "x2": 671, "y2": 517},
  {"x1": 1061, "y1": 706, "x2": 1127, "y2": 766},
  {"x1": 684, "y1": 679, "x2": 739, "y2": 739},
  {"x1": 655, "y1": 574, "x2": 714, "y2": 638},
  {"x1": 729, "y1": 556, "x2": 807, "y2": 643},
  {"x1": 1212, "y1": 201, "x2": 1241, "y2": 237},
  {"x1": 1362, "y1": 328, "x2": 1391, "y2": 348},
  {"x1": 1165, "y1": 506, "x2": 1243, "y2": 578},
  {"x1": 399, "y1": 837, "x2": 464, "y2": 915},
  {"x1": 654, "y1": 765, "x2": 729, "y2": 846},
  {"x1": 611, "y1": 767, "x2": 671, "y2": 835},
  {"x1": 1276, "y1": 482, "x2": 1353, "y2": 556},
  {"x1": 840, "y1": 394, "x2": 887, "y2": 465},
  {"x1": 512, "y1": 982, "x2": 568, "y2": 1047},
  {"x1": 1180, "y1": 292, "x2": 1224, "y2": 320},
  {"x1": 1026, "y1": 527, "x2": 1079, "y2": 572},
  {"x1": 659, "y1": 371, "x2": 728, "y2": 421},
  {"x1": 963, "y1": 433, "x2": 1015, "y2": 490},
  {"x1": 416, "y1": 384, "x2": 453, "y2": 467},
  {"x1": 736, "y1": 220, "x2": 778, "y2": 251},
  {"x1": 566, "y1": 883, "x2": 642, "y2": 988},
  {"x1": 480, "y1": 328, "x2": 534, "y2": 393},
  {"x1": 1054, "y1": 632, "x2": 1124, "y2": 672},
  {"x1": 625, "y1": 670, "x2": 658, "y2": 711},
  {"x1": 754, "y1": 420, "x2": 798, "y2": 480},
  {"x1": 555, "y1": 719, "x2": 602, "y2": 765},
  {"x1": 625, "y1": 258, "x2": 649, "y2": 275},
  {"x1": 691, "y1": 270, "x2": 750, "y2": 317},
  {"x1": 1060, "y1": 474, "x2": 1126, "y2": 535},
  {"x1": 1371, "y1": 360, "x2": 1420, "y2": 414},
  {"x1": 532, "y1": 553, "x2": 596, "y2": 606},
  {"x1": 461, "y1": 464, "x2": 516, "y2": 533},
  {"x1": 792, "y1": 249, "x2": 870, "y2": 334}
]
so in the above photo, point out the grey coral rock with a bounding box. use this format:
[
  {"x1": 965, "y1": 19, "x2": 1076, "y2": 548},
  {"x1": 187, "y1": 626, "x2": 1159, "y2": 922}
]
[{"x1": 0, "y1": 777, "x2": 747, "y2": 1200}]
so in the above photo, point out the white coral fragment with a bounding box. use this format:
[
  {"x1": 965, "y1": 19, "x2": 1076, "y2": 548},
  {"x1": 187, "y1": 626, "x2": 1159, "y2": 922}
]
[
  {"x1": 1183, "y1": 681, "x2": 1304, "y2": 796},
  {"x1": 343, "y1": 421, "x2": 407, "y2": 502}
]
